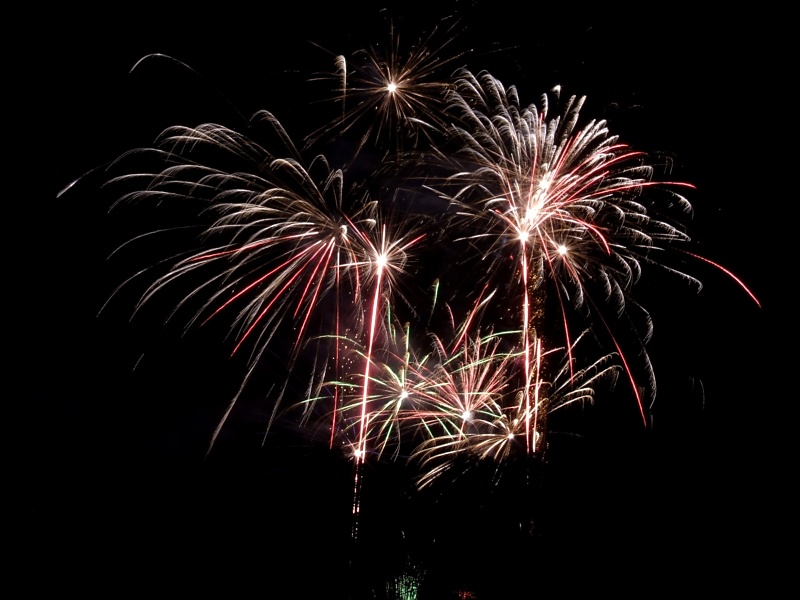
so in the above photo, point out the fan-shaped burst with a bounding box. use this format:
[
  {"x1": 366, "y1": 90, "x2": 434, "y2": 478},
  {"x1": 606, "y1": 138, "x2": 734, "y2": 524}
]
[
  {"x1": 310, "y1": 319, "x2": 432, "y2": 462},
  {"x1": 322, "y1": 323, "x2": 519, "y2": 464},
  {"x1": 432, "y1": 69, "x2": 700, "y2": 423},
  {"x1": 409, "y1": 330, "x2": 619, "y2": 488},
  {"x1": 104, "y1": 110, "x2": 425, "y2": 452},
  {"x1": 310, "y1": 319, "x2": 618, "y2": 488}
]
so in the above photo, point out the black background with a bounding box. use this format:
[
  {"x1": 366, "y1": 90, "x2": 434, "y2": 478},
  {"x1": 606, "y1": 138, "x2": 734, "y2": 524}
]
[{"x1": 30, "y1": 2, "x2": 787, "y2": 597}]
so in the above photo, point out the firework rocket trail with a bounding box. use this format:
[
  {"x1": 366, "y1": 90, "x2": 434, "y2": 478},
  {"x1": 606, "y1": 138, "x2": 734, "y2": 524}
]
[{"x1": 354, "y1": 224, "x2": 424, "y2": 463}]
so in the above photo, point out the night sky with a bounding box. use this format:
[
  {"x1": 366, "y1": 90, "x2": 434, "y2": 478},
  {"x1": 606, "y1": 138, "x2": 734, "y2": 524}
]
[{"x1": 32, "y1": 3, "x2": 785, "y2": 597}]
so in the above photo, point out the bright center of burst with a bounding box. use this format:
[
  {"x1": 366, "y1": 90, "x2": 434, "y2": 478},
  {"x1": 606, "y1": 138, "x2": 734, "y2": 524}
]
[
  {"x1": 399, "y1": 390, "x2": 409, "y2": 401},
  {"x1": 375, "y1": 254, "x2": 388, "y2": 269},
  {"x1": 557, "y1": 244, "x2": 568, "y2": 256},
  {"x1": 461, "y1": 410, "x2": 472, "y2": 421},
  {"x1": 386, "y1": 82, "x2": 397, "y2": 94}
]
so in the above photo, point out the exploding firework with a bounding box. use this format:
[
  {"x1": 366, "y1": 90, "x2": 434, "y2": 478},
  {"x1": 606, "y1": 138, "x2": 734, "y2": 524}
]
[
  {"x1": 305, "y1": 17, "x2": 467, "y2": 161},
  {"x1": 408, "y1": 331, "x2": 620, "y2": 489},
  {"x1": 101, "y1": 109, "x2": 426, "y2": 454},
  {"x1": 70, "y1": 18, "x2": 760, "y2": 516},
  {"x1": 425, "y1": 69, "x2": 709, "y2": 434}
]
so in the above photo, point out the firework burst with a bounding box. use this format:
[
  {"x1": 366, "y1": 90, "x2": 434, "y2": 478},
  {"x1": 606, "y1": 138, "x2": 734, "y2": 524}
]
[
  {"x1": 429, "y1": 69, "x2": 706, "y2": 429},
  {"x1": 408, "y1": 330, "x2": 619, "y2": 489},
  {"x1": 74, "y1": 18, "x2": 760, "y2": 517},
  {"x1": 102, "y1": 108, "x2": 429, "y2": 454},
  {"x1": 306, "y1": 17, "x2": 467, "y2": 161}
]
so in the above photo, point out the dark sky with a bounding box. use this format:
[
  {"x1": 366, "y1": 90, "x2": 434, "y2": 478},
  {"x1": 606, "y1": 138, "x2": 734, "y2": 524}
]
[{"x1": 33, "y1": 3, "x2": 784, "y2": 597}]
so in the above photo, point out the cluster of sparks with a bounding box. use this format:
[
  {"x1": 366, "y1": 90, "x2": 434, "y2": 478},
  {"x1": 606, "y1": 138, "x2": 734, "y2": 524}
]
[{"x1": 82, "y1": 21, "x2": 759, "y2": 506}]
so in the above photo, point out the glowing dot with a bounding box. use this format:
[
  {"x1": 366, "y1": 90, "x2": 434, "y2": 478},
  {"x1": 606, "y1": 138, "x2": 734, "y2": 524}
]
[
  {"x1": 507, "y1": 433, "x2": 515, "y2": 440},
  {"x1": 538, "y1": 171, "x2": 552, "y2": 191},
  {"x1": 557, "y1": 244, "x2": 568, "y2": 256},
  {"x1": 376, "y1": 254, "x2": 387, "y2": 269},
  {"x1": 519, "y1": 231, "x2": 529, "y2": 243},
  {"x1": 526, "y1": 197, "x2": 545, "y2": 225},
  {"x1": 399, "y1": 389, "x2": 409, "y2": 401},
  {"x1": 461, "y1": 410, "x2": 472, "y2": 421},
  {"x1": 354, "y1": 449, "x2": 364, "y2": 460},
  {"x1": 387, "y1": 82, "x2": 397, "y2": 93}
]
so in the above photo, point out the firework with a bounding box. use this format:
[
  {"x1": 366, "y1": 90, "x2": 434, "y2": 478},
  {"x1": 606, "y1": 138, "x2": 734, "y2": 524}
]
[
  {"x1": 409, "y1": 331, "x2": 619, "y2": 488},
  {"x1": 305, "y1": 17, "x2": 467, "y2": 161},
  {"x1": 102, "y1": 108, "x2": 429, "y2": 455},
  {"x1": 77, "y1": 20, "x2": 760, "y2": 507},
  {"x1": 427, "y1": 69, "x2": 707, "y2": 430}
]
